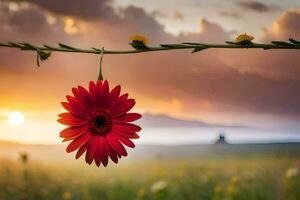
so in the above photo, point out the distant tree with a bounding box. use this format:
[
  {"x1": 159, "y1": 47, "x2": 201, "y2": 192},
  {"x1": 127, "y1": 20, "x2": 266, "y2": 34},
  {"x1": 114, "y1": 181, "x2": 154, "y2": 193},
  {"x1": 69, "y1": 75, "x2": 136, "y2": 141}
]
[{"x1": 215, "y1": 132, "x2": 228, "y2": 144}]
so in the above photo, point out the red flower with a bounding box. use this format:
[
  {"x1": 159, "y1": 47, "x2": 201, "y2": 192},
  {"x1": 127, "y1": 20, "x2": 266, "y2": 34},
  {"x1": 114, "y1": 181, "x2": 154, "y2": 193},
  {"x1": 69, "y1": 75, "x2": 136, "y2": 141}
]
[{"x1": 58, "y1": 80, "x2": 142, "y2": 167}]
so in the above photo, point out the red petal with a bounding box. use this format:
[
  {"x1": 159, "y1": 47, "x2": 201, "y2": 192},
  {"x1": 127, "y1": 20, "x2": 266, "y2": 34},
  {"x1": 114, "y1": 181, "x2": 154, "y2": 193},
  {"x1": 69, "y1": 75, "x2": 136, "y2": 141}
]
[
  {"x1": 93, "y1": 81, "x2": 101, "y2": 105},
  {"x1": 102, "y1": 80, "x2": 109, "y2": 96},
  {"x1": 76, "y1": 141, "x2": 89, "y2": 159},
  {"x1": 65, "y1": 95, "x2": 88, "y2": 116},
  {"x1": 71, "y1": 87, "x2": 90, "y2": 110},
  {"x1": 107, "y1": 133, "x2": 127, "y2": 156},
  {"x1": 109, "y1": 85, "x2": 121, "y2": 105},
  {"x1": 60, "y1": 126, "x2": 87, "y2": 138},
  {"x1": 94, "y1": 137, "x2": 101, "y2": 167},
  {"x1": 66, "y1": 133, "x2": 91, "y2": 153},
  {"x1": 130, "y1": 133, "x2": 140, "y2": 139},
  {"x1": 109, "y1": 93, "x2": 128, "y2": 110},
  {"x1": 98, "y1": 80, "x2": 109, "y2": 107},
  {"x1": 105, "y1": 137, "x2": 119, "y2": 163},
  {"x1": 113, "y1": 113, "x2": 142, "y2": 123},
  {"x1": 116, "y1": 135, "x2": 135, "y2": 148},
  {"x1": 112, "y1": 99, "x2": 135, "y2": 117},
  {"x1": 85, "y1": 136, "x2": 97, "y2": 165},
  {"x1": 58, "y1": 113, "x2": 86, "y2": 126},
  {"x1": 77, "y1": 86, "x2": 94, "y2": 108},
  {"x1": 61, "y1": 102, "x2": 85, "y2": 117},
  {"x1": 89, "y1": 81, "x2": 98, "y2": 103},
  {"x1": 99, "y1": 137, "x2": 109, "y2": 167},
  {"x1": 72, "y1": 87, "x2": 79, "y2": 97},
  {"x1": 96, "y1": 80, "x2": 103, "y2": 90},
  {"x1": 114, "y1": 123, "x2": 142, "y2": 132},
  {"x1": 113, "y1": 129, "x2": 140, "y2": 139}
]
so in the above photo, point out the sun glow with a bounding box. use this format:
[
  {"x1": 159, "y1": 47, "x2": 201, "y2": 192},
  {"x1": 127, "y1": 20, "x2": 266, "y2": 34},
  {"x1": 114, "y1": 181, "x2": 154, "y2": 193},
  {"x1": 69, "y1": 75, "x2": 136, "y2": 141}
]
[{"x1": 8, "y1": 111, "x2": 25, "y2": 126}]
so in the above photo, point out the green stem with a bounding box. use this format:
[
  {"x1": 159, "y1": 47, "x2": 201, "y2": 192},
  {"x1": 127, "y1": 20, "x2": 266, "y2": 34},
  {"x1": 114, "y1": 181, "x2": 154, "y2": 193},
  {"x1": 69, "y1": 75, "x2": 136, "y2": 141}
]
[
  {"x1": 0, "y1": 39, "x2": 299, "y2": 56},
  {"x1": 98, "y1": 47, "x2": 104, "y2": 80}
]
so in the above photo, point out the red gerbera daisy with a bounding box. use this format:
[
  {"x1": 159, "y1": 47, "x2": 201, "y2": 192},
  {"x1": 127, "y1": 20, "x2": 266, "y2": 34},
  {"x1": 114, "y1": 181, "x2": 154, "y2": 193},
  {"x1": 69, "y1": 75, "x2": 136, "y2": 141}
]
[{"x1": 58, "y1": 80, "x2": 142, "y2": 167}]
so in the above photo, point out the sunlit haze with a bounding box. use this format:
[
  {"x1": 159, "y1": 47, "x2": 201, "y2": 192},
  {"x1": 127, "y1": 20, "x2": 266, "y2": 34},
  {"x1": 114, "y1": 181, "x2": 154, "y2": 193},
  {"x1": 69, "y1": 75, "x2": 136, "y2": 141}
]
[{"x1": 8, "y1": 111, "x2": 25, "y2": 126}]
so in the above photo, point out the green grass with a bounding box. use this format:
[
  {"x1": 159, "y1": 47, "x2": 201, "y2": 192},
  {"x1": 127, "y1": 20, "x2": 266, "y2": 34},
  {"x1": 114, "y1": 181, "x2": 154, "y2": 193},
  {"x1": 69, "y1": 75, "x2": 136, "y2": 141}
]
[{"x1": 0, "y1": 156, "x2": 299, "y2": 200}]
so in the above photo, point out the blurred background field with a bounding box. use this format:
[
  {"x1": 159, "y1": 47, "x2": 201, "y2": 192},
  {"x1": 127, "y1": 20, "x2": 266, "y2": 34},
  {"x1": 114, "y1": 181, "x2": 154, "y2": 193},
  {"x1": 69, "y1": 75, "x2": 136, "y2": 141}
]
[{"x1": 0, "y1": 141, "x2": 299, "y2": 200}]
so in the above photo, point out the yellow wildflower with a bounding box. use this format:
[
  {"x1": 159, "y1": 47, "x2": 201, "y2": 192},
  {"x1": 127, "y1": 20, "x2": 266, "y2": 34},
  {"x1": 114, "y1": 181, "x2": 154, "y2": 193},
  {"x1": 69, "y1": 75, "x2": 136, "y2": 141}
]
[
  {"x1": 150, "y1": 180, "x2": 168, "y2": 193},
  {"x1": 230, "y1": 176, "x2": 240, "y2": 185},
  {"x1": 62, "y1": 191, "x2": 73, "y2": 200},
  {"x1": 130, "y1": 35, "x2": 149, "y2": 44},
  {"x1": 129, "y1": 35, "x2": 149, "y2": 49},
  {"x1": 227, "y1": 185, "x2": 236, "y2": 194},
  {"x1": 137, "y1": 188, "x2": 146, "y2": 198},
  {"x1": 214, "y1": 185, "x2": 223, "y2": 193},
  {"x1": 235, "y1": 33, "x2": 254, "y2": 44},
  {"x1": 286, "y1": 167, "x2": 299, "y2": 179}
]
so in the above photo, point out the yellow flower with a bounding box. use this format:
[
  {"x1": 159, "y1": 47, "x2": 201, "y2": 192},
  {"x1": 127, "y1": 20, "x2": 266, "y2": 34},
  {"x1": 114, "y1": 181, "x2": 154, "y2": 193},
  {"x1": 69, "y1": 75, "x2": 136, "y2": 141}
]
[
  {"x1": 129, "y1": 35, "x2": 149, "y2": 49},
  {"x1": 62, "y1": 191, "x2": 73, "y2": 200},
  {"x1": 227, "y1": 185, "x2": 236, "y2": 194},
  {"x1": 130, "y1": 35, "x2": 149, "y2": 44},
  {"x1": 230, "y1": 176, "x2": 240, "y2": 185},
  {"x1": 214, "y1": 185, "x2": 223, "y2": 193},
  {"x1": 286, "y1": 167, "x2": 299, "y2": 179},
  {"x1": 176, "y1": 169, "x2": 185, "y2": 178},
  {"x1": 235, "y1": 33, "x2": 254, "y2": 44},
  {"x1": 137, "y1": 188, "x2": 146, "y2": 198},
  {"x1": 150, "y1": 180, "x2": 168, "y2": 193}
]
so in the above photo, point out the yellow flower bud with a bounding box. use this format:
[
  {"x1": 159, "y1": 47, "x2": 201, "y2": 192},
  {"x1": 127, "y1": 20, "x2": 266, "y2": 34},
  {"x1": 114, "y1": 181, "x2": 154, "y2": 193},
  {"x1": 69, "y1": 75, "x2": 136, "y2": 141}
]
[{"x1": 235, "y1": 33, "x2": 254, "y2": 44}]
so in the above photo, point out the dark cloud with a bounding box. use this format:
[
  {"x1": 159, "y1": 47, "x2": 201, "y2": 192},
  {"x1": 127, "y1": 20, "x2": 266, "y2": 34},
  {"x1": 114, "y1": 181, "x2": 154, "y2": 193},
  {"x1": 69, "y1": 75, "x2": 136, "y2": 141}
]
[
  {"x1": 177, "y1": 19, "x2": 229, "y2": 42},
  {"x1": 219, "y1": 11, "x2": 242, "y2": 18},
  {"x1": 120, "y1": 6, "x2": 169, "y2": 43},
  {"x1": 12, "y1": 0, "x2": 118, "y2": 21},
  {"x1": 237, "y1": 1, "x2": 280, "y2": 13},
  {"x1": 0, "y1": 1, "x2": 76, "y2": 41},
  {"x1": 150, "y1": 10, "x2": 167, "y2": 19}
]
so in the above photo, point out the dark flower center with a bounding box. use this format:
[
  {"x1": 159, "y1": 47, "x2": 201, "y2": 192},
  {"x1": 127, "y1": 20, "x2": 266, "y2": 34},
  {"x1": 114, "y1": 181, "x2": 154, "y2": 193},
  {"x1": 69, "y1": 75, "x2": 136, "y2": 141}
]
[
  {"x1": 95, "y1": 116, "x2": 107, "y2": 128},
  {"x1": 90, "y1": 112, "x2": 112, "y2": 136}
]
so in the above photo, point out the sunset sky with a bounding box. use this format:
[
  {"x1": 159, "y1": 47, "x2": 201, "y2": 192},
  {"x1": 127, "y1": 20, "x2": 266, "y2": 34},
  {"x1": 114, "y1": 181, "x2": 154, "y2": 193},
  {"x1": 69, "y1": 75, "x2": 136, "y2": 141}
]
[{"x1": 0, "y1": 0, "x2": 299, "y2": 144}]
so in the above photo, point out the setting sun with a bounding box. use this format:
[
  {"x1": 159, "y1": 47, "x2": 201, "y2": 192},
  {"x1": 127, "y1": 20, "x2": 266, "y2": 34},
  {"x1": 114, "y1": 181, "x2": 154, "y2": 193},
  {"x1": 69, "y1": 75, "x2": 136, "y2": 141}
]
[{"x1": 8, "y1": 111, "x2": 25, "y2": 126}]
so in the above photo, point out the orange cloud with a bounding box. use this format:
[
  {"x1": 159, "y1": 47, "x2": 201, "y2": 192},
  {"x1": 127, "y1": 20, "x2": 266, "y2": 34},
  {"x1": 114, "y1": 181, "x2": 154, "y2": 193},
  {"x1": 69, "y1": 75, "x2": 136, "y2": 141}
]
[{"x1": 262, "y1": 8, "x2": 300, "y2": 39}]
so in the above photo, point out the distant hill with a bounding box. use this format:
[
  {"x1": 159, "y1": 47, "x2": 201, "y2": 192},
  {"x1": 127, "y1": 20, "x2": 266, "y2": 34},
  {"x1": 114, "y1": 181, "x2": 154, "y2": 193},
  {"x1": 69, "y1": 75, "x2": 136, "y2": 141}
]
[{"x1": 137, "y1": 113, "x2": 251, "y2": 128}]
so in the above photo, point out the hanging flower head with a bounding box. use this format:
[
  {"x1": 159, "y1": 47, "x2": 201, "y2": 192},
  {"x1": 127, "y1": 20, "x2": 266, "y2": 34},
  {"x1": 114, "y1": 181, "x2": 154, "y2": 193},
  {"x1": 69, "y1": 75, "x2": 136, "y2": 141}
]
[
  {"x1": 235, "y1": 33, "x2": 254, "y2": 44},
  {"x1": 129, "y1": 35, "x2": 149, "y2": 49},
  {"x1": 58, "y1": 80, "x2": 142, "y2": 167}
]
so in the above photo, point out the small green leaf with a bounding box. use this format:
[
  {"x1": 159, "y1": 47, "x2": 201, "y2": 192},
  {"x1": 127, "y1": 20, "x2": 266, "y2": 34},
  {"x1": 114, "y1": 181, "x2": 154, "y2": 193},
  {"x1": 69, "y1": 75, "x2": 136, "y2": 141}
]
[
  {"x1": 182, "y1": 42, "x2": 202, "y2": 45},
  {"x1": 59, "y1": 43, "x2": 76, "y2": 50},
  {"x1": 37, "y1": 50, "x2": 51, "y2": 66},
  {"x1": 160, "y1": 44, "x2": 188, "y2": 48},
  {"x1": 8, "y1": 42, "x2": 23, "y2": 48},
  {"x1": 192, "y1": 48, "x2": 204, "y2": 53},
  {"x1": 226, "y1": 41, "x2": 237, "y2": 45},
  {"x1": 43, "y1": 45, "x2": 56, "y2": 50},
  {"x1": 271, "y1": 41, "x2": 292, "y2": 46},
  {"x1": 22, "y1": 43, "x2": 38, "y2": 50},
  {"x1": 160, "y1": 44, "x2": 175, "y2": 48},
  {"x1": 289, "y1": 38, "x2": 300, "y2": 45}
]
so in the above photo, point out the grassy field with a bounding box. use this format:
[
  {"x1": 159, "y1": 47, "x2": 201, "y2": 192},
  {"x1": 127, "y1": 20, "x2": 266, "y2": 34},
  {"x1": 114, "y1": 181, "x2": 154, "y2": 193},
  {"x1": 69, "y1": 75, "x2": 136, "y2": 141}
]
[{"x1": 0, "y1": 155, "x2": 299, "y2": 200}]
